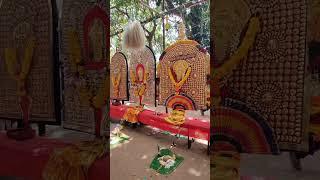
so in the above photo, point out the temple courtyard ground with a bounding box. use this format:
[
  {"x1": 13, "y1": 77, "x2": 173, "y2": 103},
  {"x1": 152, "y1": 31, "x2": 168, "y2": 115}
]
[
  {"x1": 1, "y1": 120, "x2": 319, "y2": 179},
  {"x1": 110, "y1": 123, "x2": 320, "y2": 180},
  {"x1": 240, "y1": 152, "x2": 320, "y2": 180}
]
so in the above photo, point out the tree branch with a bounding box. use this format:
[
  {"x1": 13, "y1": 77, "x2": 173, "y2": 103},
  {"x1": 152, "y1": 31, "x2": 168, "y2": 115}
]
[
  {"x1": 110, "y1": 0, "x2": 208, "y2": 37},
  {"x1": 165, "y1": 0, "x2": 181, "y2": 17},
  {"x1": 115, "y1": 7, "x2": 130, "y2": 19}
]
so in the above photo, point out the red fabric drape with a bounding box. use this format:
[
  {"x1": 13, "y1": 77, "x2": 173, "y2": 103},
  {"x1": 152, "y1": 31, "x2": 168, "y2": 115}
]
[
  {"x1": 110, "y1": 104, "x2": 210, "y2": 141},
  {"x1": 0, "y1": 133, "x2": 108, "y2": 180}
]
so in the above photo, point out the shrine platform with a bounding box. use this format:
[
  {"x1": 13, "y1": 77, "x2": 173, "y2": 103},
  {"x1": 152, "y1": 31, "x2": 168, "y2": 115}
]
[
  {"x1": 0, "y1": 132, "x2": 108, "y2": 180},
  {"x1": 110, "y1": 104, "x2": 210, "y2": 149}
]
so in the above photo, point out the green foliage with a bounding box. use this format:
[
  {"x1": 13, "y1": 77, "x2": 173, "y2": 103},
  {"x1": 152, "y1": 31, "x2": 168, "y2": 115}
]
[{"x1": 110, "y1": 0, "x2": 209, "y2": 59}]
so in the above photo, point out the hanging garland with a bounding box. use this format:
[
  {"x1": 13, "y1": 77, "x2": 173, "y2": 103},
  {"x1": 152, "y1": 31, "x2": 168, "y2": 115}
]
[
  {"x1": 4, "y1": 36, "x2": 35, "y2": 96},
  {"x1": 130, "y1": 68, "x2": 149, "y2": 98},
  {"x1": 168, "y1": 66, "x2": 191, "y2": 94},
  {"x1": 134, "y1": 83, "x2": 146, "y2": 97},
  {"x1": 130, "y1": 69, "x2": 136, "y2": 84},
  {"x1": 212, "y1": 17, "x2": 261, "y2": 106},
  {"x1": 111, "y1": 73, "x2": 121, "y2": 97},
  {"x1": 67, "y1": 30, "x2": 108, "y2": 109}
]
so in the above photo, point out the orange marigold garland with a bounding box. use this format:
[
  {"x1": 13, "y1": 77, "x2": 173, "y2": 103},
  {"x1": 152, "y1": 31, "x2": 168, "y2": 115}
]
[
  {"x1": 4, "y1": 36, "x2": 36, "y2": 140},
  {"x1": 111, "y1": 73, "x2": 121, "y2": 98},
  {"x1": 67, "y1": 30, "x2": 108, "y2": 136},
  {"x1": 122, "y1": 106, "x2": 143, "y2": 123},
  {"x1": 212, "y1": 16, "x2": 261, "y2": 106},
  {"x1": 130, "y1": 66, "x2": 149, "y2": 105},
  {"x1": 168, "y1": 65, "x2": 192, "y2": 94}
]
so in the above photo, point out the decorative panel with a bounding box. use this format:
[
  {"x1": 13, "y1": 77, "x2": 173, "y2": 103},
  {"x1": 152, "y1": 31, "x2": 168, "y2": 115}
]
[
  {"x1": 128, "y1": 46, "x2": 156, "y2": 106},
  {"x1": 0, "y1": 0, "x2": 59, "y2": 122},
  {"x1": 159, "y1": 40, "x2": 209, "y2": 110},
  {"x1": 61, "y1": 1, "x2": 109, "y2": 133},
  {"x1": 110, "y1": 52, "x2": 128, "y2": 101},
  {"x1": 213, "y1": 0, "x2": 309, "y2": 152}
]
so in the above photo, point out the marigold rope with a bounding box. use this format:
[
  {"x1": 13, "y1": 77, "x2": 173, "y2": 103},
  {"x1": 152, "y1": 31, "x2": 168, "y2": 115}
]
[
  {"x1": 168, "y1": 66, "x2": 192, "y2": 94},
  {"x1": 4, "y1": 37, "x2": 35, "y2": 96},
  {"x1": 212, "y1": 17, "x2": 261, "y2": 106}
]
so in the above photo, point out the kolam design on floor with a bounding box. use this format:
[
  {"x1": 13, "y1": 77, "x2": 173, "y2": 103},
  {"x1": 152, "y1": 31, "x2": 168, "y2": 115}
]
[
  {"x1": 110, "y1": 52, "x2": 128, "y2": 101},
  {"x1": 0, "y1": 0, "x2": 58, "y2": 122},
  {"x1": 214, "y1": 0, "x2": 309, "y2": 151},
  {"x1": 159, "y1": 22, "x2": 209, "y2": 110},
  {"x1": 128, "y1": 46, "x2": 156, "y2": 106},
  {"x1": 61, "y1": 1, "x2": 109, "y2": 134}
]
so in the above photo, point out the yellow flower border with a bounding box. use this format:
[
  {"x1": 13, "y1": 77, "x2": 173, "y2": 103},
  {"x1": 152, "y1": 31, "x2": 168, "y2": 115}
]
[{"x1": 165, "y1": 39, "x2": 199, "y2": 52}]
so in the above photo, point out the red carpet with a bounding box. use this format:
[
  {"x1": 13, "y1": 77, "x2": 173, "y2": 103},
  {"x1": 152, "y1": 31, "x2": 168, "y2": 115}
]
[{"x1": 0, "y1": 132, "x2": 109, "y2": 180}]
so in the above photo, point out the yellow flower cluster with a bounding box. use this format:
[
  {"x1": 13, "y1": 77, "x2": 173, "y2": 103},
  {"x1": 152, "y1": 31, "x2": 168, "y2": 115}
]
[
  {"x1": 168, "y1": 66, "x2": 191, "y2": 94},
  {"x1": 92, "y1": 75, "x2": 109, "y2": 108},
  {"x1": 4, "y1": 37, "x2": 35, "y2": 96},
  {"x1": 164, "y1": 110, "x2": 185, "y2": 126},
  {"x1": 122, "y1": 106, "x2": 143, "y2": 123},
  {"x1": 68, "y1": 30, "x2": 108, "y2": 108},
  {"x1": 68, "y1": 30, "x2": 82, "y2": 74},
  {"x1": 130, "y1": 67, "x2": 148, "y2": 98},
  {"x1": 134, "y1": 84, "x2": 146, "y2": 97},
  {"x1": 111, "y1": 73, "x2": 121, "y2": 97},
  {"x1": 130, "y1": 69, "x2": 136, "y2": 84}
]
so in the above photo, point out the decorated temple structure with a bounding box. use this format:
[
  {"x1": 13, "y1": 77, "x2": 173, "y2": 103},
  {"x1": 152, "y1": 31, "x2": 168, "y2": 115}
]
[
  {"x1": 159, "y1": 22, "x2": 210, "y2": 111},
  {"x1": 0, "y1": 1, "x2": 109, "y2": 179},
  {"x1": 110, "y1": 51, "x2": 128, "y2": 105},
  {"x1": 211, "y1": 0, "x2": 320, "y2": 172},
  {"x1": 109, "y1": 20, "x2": 210, "y2": 153},
  {"x1": 0, "y1": 0, "x2": 61, "y2": 140},
  {"x1": 61, "y1": 1, "x2": 109, "y2": 136}
]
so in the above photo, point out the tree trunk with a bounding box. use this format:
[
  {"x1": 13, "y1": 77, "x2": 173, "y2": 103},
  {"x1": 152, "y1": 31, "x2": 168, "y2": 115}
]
[{"x1": 147, "y1": 36, "x2": 153, "y2": 49}]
